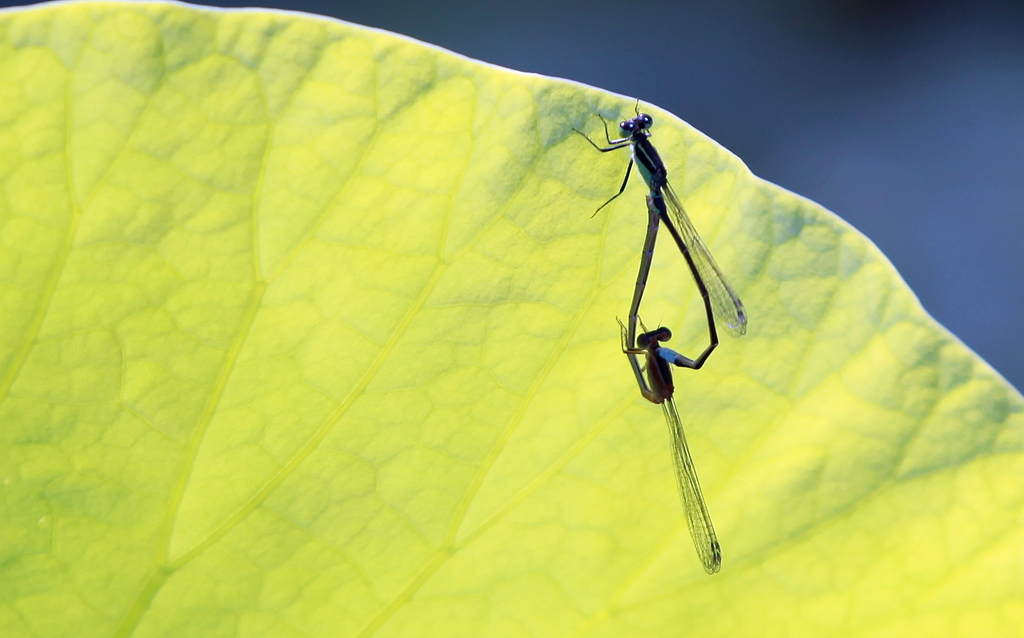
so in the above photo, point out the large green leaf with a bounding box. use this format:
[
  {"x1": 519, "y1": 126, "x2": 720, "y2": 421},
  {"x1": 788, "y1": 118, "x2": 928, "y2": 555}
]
[{"x1": 2, "y1": 2, "x2": 1022, "y2": 637}]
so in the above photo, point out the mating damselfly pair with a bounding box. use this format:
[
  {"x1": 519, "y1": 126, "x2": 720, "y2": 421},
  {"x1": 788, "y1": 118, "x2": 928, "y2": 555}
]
[{"x1": 575, "y1": 105, "x2": 746, "y2": 574}]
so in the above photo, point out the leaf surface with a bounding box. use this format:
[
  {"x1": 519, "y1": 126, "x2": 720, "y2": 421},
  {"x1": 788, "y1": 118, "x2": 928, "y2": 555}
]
[{"x1": 1, "y1": 3, "x2": 1022, "y2": 637}]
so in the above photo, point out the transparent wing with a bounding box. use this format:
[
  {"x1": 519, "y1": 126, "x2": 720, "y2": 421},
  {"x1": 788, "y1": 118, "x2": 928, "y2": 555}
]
[
  {"x1": 661, "y1": 183, "x2": 747, "y2": 336},
  {"x1": 662, "y1": 396, "x2": 722, "y2": 574}
]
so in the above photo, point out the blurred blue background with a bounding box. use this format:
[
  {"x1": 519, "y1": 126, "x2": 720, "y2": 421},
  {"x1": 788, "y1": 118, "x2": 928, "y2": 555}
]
[{"x1": 8, "y1": 0, "x2": 1022, "y2": 390}]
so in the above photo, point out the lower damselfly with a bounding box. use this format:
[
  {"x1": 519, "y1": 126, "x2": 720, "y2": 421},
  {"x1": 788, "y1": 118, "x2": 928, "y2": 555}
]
[{"x1": 619, "y1": 317, "x2": 722, "y2": 574}]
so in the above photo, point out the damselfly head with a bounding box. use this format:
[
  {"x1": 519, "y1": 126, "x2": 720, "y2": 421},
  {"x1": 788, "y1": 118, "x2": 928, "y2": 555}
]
[
  {"x1": 619, "y1": 114, "x2": 653, "y2": 136},
  {"x1": 637, "y1": 326, "x2": 672, "y2": 348}
]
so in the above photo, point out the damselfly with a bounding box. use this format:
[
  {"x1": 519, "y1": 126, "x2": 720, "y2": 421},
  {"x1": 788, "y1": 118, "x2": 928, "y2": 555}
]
[
  {"x1": 574, "y1": 106, "x2": 747, "y2": 358},
  {"x1": 619, "y1": 317, "x2": 722, "y2": 574}
]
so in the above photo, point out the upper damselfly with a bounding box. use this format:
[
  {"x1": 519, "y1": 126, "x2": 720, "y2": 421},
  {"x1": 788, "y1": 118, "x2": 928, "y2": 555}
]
[{"x1": 573, "y1": 106, "x2": 747, "y2": 358}]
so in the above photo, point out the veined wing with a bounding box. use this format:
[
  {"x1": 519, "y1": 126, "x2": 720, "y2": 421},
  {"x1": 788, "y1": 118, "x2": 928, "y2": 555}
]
[
  {"x1": 662, "y1": 183, "x2": 747, "y2": 336},
  {"x1": 662, "y1": 396, "x2": 722, "y2": 574}
]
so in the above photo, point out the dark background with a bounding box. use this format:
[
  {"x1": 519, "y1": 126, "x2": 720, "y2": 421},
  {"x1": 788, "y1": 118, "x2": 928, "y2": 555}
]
[{"x1": 7, "y1": 0, "x2": 1023, "y2": 390}]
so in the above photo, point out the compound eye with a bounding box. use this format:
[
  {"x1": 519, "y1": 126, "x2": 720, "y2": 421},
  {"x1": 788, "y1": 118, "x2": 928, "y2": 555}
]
[
  {"x1": 656, "y1": 327, "x2": 672, "y2": 341},
  {"x1": 637, "y1": 333, "x2": 651, "y2": 348},
  {"x1": 619, "y1": 120, "x2": 635, "y2": 134},
  {"x1": 638, "y1": 113, "x2": 653, "y2": 129}
]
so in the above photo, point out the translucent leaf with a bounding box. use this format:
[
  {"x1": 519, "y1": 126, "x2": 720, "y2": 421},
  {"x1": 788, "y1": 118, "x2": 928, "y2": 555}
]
[{"x1": 1, "y1": 4, "x2": 1021, "y2": 637}]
